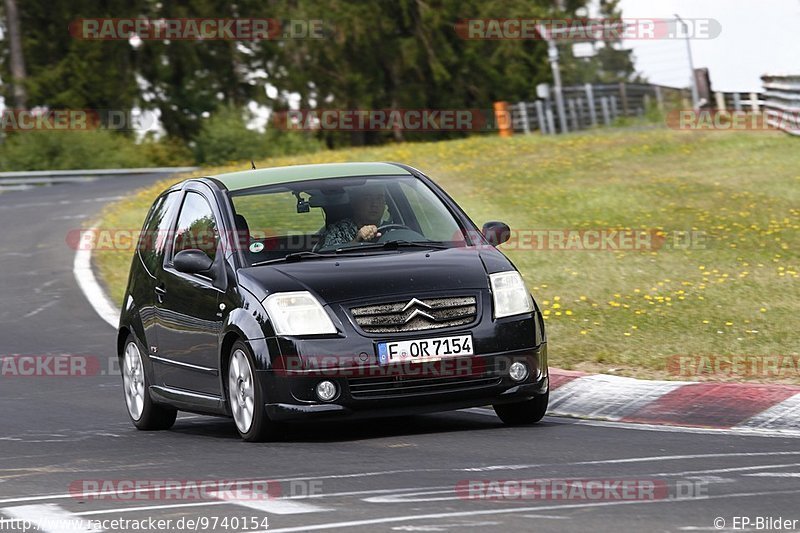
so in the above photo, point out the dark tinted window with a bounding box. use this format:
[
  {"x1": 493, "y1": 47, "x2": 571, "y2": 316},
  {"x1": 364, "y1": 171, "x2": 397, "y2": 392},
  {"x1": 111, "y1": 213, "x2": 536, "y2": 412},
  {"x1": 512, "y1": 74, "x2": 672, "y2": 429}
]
[
  {"x1": 172, "y1": 192, "x2": 218, "y2": 261},
  {"x1": 138, "y1": 191, "x2": 180, "y2": 275}
]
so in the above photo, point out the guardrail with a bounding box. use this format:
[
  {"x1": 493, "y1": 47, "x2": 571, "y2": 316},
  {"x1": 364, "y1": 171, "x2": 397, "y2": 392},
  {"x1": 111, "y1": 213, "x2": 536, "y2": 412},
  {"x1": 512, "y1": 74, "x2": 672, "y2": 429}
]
[
  {"x1": 0, "y1": 167, "x2": 199, "y2": 185},
  {"x1": 761, "y1": 75, "x2": 800, "y2": 136}
]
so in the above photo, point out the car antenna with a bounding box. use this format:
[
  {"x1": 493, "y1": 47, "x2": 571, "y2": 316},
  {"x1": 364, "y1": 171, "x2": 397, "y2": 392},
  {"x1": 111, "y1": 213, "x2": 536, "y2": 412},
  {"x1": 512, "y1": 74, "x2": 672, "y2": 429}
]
[{"x1": 251, "y1": 160, "x2": 256, "y2": 170}]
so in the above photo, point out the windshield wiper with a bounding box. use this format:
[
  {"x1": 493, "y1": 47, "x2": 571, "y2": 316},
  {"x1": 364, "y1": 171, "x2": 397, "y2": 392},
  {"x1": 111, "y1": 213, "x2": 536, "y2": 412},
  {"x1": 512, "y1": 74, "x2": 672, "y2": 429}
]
[
  {"x1": 333, "y1": 240, "x2": 450, "y2": 254},
  {"x1": 250, "y1": 251, "x2": 336, "y2": 266}
]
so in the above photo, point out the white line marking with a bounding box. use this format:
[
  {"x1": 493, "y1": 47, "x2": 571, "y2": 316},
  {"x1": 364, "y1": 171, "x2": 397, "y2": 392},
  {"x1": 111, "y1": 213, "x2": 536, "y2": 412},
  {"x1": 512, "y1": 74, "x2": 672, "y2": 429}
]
[
  {"x1": 72, "y1": 225, "x2": 119, "y2": 328},
  {"x1": 552, "y1": 416, "x2": 800, "y2": 438},
  {"x1": 22, "y1": 300, "x2": 58, "y2": 319},
  {"x1": 207, "y1": 489, "x2": 331, "y2": 515},
  {"x1": 652, "y1": 462, "x2": 800, "y2": 477},
  {"x1": 220, "y1": 498, "x2": 331, "y2": 515},
  {"x1": 0, "y1": 473, "x2": 441, "y2": 505},
  {"x1": 1, "y1": 504, "x2": 102, "y2": 533},
  {"x1": 458, "y1": 451, "x2": 800, "y2": 472},
  {"x1": 5, "y1": 451, "x2": 800, "y2": 506},
  {"x1": 743, "y1": 472, "x2": 800, "y2": 478},
  {"x1": 255, "y1": 488, "x2": 800, "y2": 533},
  {"x1": 0, "y1": 196, "x2": 126, "y2": 210},
  {"x1": 391, "y1": 521, "x2": 504, "y2": 531},
  {"x1": 462, "y1": 410, "x2": 800, "y2": 438}
]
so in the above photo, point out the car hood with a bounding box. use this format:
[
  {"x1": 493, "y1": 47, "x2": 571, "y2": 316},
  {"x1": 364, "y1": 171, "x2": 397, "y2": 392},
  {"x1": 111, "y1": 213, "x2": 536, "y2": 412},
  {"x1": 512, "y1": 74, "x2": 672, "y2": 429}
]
[{"x1": 238, "y1": 247, "x2": 506, "y2": 304}]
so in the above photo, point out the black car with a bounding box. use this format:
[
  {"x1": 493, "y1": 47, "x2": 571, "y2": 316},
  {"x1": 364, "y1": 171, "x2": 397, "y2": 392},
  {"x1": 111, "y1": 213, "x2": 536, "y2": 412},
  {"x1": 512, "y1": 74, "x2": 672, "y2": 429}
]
[{"x1": 118, "y1": 162, "x2": 548, "y2": 441}]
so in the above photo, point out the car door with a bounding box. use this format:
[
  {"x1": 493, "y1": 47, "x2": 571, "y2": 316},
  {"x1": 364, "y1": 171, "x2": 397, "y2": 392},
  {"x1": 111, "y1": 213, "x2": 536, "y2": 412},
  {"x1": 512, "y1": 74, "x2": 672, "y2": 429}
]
[
  {"x1": 153, "y1": 187, "x2": 224, "y2": 396},
  {"x1": 135, "y1": 190, "x2": 182, "y2": 364}
]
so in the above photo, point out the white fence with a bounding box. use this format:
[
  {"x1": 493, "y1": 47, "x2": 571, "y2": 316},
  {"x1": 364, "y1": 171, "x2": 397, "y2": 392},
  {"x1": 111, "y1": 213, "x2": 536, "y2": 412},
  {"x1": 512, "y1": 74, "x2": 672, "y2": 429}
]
[
  {"x1": 506, "y1": 81, "x2": 779, "y2": 136},
  {"x1": 761, "y1": 75, "x2": 800, "y2": 136}
]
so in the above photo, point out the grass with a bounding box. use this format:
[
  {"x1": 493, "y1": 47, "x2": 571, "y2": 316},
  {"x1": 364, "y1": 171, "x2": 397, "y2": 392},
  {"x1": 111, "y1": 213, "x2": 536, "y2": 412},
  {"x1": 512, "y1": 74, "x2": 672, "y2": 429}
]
[{"x1": 94, "y1": 128, "x2": 800, "y2": 382}]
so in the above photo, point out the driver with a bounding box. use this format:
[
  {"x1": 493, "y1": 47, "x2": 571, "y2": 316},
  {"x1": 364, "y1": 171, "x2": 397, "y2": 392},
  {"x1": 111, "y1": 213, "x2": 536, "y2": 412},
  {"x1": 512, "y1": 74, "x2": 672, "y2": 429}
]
[{"x1": 318, "y1": 184, "x2": 386, "y2": 249}]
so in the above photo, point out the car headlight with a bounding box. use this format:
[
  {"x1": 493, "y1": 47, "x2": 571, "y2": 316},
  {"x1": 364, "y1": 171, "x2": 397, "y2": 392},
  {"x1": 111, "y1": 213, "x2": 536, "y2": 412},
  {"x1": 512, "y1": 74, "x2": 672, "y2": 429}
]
[
  {"x1": 263, "y1": 291, "x2": 337, "y2": 335},
  {"x1": 489, "y1": 271, "x2": 534, "y2": 318}
]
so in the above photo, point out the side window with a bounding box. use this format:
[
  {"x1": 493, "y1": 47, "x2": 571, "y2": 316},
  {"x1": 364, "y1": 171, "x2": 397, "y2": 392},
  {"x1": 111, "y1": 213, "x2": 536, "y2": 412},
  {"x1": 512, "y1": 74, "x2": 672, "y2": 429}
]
[
  {"x1": 172, "y1": 192, "x2": 219, "y2": 262},
  {"x1": 138, "y1": 191, "x2": 180, "y2": 275}
]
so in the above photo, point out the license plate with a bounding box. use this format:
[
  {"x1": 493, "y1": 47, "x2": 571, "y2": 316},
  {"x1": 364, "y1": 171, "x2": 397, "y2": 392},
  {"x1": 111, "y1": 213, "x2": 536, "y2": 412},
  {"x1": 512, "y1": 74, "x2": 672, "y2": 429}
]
[{"x1": 377, "y1": 334, "x2": 473, "y2": 364}]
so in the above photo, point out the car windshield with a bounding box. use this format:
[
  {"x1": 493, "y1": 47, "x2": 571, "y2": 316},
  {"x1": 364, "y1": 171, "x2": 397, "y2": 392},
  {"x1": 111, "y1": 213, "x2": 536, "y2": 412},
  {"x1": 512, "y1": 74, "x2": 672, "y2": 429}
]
[{"x1": 230, "y1": 175, "x2": 470, "y2": 266}]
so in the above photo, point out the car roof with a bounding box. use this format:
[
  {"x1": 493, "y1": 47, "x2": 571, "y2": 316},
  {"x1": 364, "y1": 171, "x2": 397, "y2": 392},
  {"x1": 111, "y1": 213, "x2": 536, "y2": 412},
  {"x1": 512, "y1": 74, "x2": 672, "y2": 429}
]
[{"x1": 210, "y1": 162, "x2": 412, "y2": 192}]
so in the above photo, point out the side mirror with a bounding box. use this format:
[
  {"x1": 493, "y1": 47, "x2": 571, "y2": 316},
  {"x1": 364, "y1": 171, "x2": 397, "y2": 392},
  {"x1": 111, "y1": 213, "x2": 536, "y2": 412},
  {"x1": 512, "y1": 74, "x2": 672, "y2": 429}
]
[
  {"x1": 174, "y1": 249, "x2": 214, "y2": 276},
  {"x1": 482, "y1": 221, "x2": 511, "y2": 246}
]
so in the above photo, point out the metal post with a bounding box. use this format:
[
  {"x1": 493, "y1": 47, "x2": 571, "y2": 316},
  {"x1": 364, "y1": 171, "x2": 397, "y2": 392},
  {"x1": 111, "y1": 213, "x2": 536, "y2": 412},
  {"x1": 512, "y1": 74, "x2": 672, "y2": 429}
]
[
  {"x1": 715, "y1": 92, "x2": 726, "y2": 111},
  {"x1": 568, "y1": 99, "x2": 579, "y2": 131},
  {"x1": 545, "y1": 103, "x2": 556, "y2": 135},
  {"x1": 619, "y1": 82, "x2": 629, "y2": 116},
  {"x1": 675, "y1": 14, "x2": 700, "y2": 110},
  {"x1": 518, "y1": 102, "x2": 530, "y2": 134},
  {"x1": 750, "y1": 92, "x2": 760, "y2": 112},
  {"x1": 733, "y1": 92, "x2": 742, "y2": 112},
  {"x1": 585, "y1": 83, "x2": 598, "y2": 126},
  {"x1": 600, "y1": 97, "x2": 611, "y2": 125},
  {"x1": 584, "y1": 83, "x2": 597, "y2": 126},
  {"x1": 535, "y1": 100, "x2": 547, "y2": 134},
  {"x1": 538, "y1": 23, "x2": 568, "y2": 134},
  {"x1": 654, "y1": 85, "x2": 664, "y2": 112}
]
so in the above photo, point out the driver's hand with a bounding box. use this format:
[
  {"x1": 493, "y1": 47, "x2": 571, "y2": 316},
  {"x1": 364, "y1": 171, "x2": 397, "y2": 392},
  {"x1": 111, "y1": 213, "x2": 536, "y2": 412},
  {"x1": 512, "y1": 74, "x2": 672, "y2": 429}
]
[{"x1": 356, "y1": 225, "x2": 381, "y2": 242}]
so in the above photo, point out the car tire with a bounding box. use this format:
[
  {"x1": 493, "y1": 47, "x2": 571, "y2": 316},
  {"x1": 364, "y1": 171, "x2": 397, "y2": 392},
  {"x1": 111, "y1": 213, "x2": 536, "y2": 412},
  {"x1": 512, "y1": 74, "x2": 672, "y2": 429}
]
[
  {"x1": 493, "y1": 391, "x2": 549, "y2": 425},
  {"x1": 227, "y1": 340, "x2": 275, "y2": 442},
  {"x1": 121, "y1": 335, "x2": 177, "y2": 430}
]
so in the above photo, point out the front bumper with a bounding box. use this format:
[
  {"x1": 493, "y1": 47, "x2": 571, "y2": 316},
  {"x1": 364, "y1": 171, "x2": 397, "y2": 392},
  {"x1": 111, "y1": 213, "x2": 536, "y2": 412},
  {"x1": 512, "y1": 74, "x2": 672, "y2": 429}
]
[
  {"x1": 257, "y1": 291, "x2": 547, "y2": 422},
  {"x1": 261, "y1": 343, "x2": 548, "y2": 422}
]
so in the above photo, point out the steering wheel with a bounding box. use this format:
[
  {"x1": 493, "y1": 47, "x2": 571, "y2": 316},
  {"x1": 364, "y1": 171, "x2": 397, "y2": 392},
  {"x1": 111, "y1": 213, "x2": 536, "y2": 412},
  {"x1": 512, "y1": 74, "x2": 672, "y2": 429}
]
[{"x1": 376, "y1": 223, "x2": 413, "y2": 234}]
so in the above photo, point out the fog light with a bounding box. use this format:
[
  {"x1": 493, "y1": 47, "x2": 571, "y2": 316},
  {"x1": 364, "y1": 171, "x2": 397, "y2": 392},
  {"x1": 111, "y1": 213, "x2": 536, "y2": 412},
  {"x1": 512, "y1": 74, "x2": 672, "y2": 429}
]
[
  {"x1": 315, "y1": 380, "x2": 337, "y2": 401},
  {"x1": 509, "y1": 362, "x2": 529, "y2": 382}
]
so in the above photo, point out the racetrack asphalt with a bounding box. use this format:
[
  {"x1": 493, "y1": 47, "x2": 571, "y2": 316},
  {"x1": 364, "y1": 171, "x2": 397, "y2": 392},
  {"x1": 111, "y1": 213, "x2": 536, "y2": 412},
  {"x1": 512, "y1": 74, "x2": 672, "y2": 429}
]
[{"x1": 1, "y1": 174, "x2": 799, "y2": 533}]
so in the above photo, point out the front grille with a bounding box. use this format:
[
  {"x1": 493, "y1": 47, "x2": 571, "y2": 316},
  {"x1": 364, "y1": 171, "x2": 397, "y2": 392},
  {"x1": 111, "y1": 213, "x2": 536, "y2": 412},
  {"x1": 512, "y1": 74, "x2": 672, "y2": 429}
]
[
  {"x1": 348, "y1": 374, "x2": 501, "y2": 399},
  {"x1": 350, "y1": 296, "x2": 477, "y2": 333}
]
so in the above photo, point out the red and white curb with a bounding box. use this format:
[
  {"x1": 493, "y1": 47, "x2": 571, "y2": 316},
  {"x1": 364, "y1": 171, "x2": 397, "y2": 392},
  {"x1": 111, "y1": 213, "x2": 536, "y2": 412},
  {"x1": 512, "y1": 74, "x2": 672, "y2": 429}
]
[{"x1": 549, "y1": 369, "x2": 800, "y2": 434}]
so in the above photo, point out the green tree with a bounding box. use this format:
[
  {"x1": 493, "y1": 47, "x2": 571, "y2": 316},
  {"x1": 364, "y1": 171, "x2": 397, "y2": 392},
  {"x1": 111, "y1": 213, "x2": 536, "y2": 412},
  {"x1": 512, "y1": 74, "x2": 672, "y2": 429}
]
[{"x1": 1, "y1": 0, "x2": 143, "y2": 121}]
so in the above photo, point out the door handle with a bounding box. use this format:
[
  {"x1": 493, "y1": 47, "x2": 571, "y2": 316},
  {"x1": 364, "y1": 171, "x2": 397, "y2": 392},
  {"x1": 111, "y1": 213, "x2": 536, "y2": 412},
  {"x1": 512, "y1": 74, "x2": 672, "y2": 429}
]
[{"x1": 155, "y1": 284, "x2": 167, "y2": 303}]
